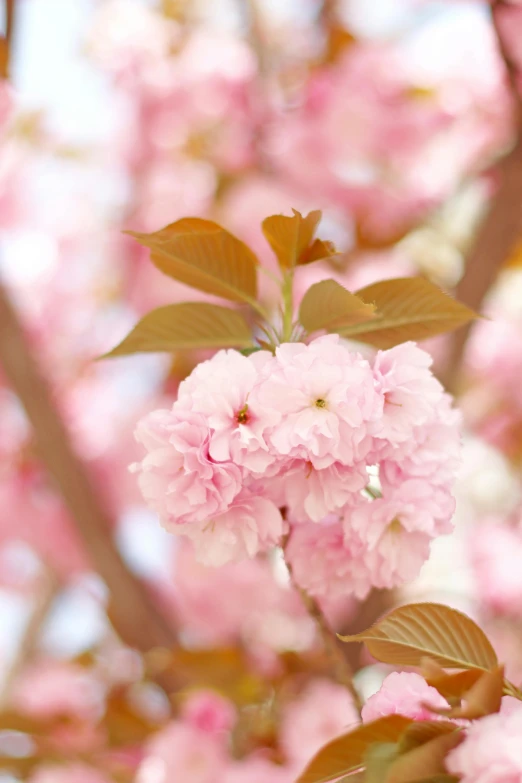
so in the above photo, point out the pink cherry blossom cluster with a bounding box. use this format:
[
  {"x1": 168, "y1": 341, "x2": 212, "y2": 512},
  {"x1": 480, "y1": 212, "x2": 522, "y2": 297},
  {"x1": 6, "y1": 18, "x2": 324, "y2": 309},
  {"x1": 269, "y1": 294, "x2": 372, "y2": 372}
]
[
  {"x1": 133, "y1": 335, "x2": 460, "y2": 599},
  {"x1": 359, "y1": 671, "x2": 522, "y2": 782},
  {"x1": 445, "y1": 697, "x2": 522, "y2": 783}
]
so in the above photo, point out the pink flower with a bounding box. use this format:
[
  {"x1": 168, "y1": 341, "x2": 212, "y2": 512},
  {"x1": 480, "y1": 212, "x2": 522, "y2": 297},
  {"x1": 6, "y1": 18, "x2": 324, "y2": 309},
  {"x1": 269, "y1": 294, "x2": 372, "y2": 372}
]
[
  {"x1": 285, "y1": 519, "x2": 371, "y2": 601},
  {"x1": 469, "y1": 522, "x2": 522, "y2": 618},
  {"x1": 446, "y1": 700, "x2": 522, "y2": 783},
  {"x1": 280, "y1": 459, "x2": 368, "y2": 522},
  {"x1": 29, "y1": 764, "x2": 111, "y2": 783},
  {"x1": 170, "y1": 539, "x2": 310, "y2": 651},
  {"x1": 182, "y1": 691, "x2": 236, "y2": 735},
  {"x1": 137, "y1": 721, "x2": 228, "y2": 783},
  {"x1": 133, "y1": 408, "x2": 242, "y2": 528},
  {"x1": 372, "y1": 342, "x2": 445, "y2": 447},
  {"x1": 176, "y1": 349, "x2": 278, "y2": 472},
  {"x1": 181, "y1": 491, "x2": 283, "y2": 566},
  {"x1": 10, "y1": 661, "x2": 103, "y2": 722},
  {"x1": 281, "y1": 679, "x2": 360, "y2": 770},
  {"x1": 362, "y1": 672, "x2": 450, "y2": 723},
  {"x1": 224, "y1": 758, "x2": 292, "y2": 783},
  {"x1": 256, "y1": 335, "x2": 381, "y2": 469},
  {"x1": 378, "y1": 393, "x2": 461, "y2": 484},
  {"x1": 348, "y1": 495, "x2": 433, "y2": 592}
]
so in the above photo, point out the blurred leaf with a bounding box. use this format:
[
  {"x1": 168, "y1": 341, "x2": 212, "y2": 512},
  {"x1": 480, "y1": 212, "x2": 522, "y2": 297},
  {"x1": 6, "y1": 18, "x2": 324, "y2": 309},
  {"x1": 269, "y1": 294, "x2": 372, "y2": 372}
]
[
  {"x1": 296, "y1": 715, "x2": 413, "y2": 783},
  {"x1": 340, "y1": 603, "x2": 498, "y2": 671},
  {"x1": 398, "y1": 722, "x2": 459, "y2": 754},
  {"x1": 385, "y1": 731, "x2": 463, "y2": 783},
  {"x1": 505, "y1": 237, "x2": 522, "y2": 268},
  {"x1": 423, "y1": 666, "x2": 504, "y2": 720},
  {"x1": 262, "y1": 209, "x2": 326, "y2": 269},
  {"x1": 322, "y1": 24, "x2": 356, "y2": 66},
  {"x1": 334, "y1": 277, "x2": 478, "y2": 348},
  {"x1": 128, "y1": 218, "x2": 258, "y2": 303},
  {"x1": 0, "y1": 755, "x2": 40, "y2": 776},
  {"x1": 103, "y1": 690, "x2": 163, "y2": 748},
  {"x1": 146, "y1": 648, "x2": 267, "y2": 707},
  {"x1": 0, "y1": 39, "x2": 8, "y2": 80},
  {"x1": 0, "y1": 711, "x2": 49, "y2": 735},
  {"x1": 299, "y1": 279, "x2": 377, "y2": 333},
  {"x1": 103, "y1": 303, "x2": 253, "y2": 357}
]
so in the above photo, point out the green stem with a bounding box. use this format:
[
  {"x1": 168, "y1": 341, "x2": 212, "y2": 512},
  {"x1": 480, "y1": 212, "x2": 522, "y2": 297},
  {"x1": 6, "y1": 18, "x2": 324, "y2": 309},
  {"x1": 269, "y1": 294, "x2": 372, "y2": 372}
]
[
  {"x1": 281, "y1": 271, "x2": 294, "y2": 343},
  {"x1": 364, "y1": 485, "x2": 382, "y2": 500}
]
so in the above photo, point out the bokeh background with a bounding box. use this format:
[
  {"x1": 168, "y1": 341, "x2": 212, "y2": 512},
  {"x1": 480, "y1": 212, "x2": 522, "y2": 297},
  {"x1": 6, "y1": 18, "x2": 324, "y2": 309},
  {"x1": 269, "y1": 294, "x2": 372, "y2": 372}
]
[{"x1": 1, "y1": 1, "x2": 522, "y2": 781}]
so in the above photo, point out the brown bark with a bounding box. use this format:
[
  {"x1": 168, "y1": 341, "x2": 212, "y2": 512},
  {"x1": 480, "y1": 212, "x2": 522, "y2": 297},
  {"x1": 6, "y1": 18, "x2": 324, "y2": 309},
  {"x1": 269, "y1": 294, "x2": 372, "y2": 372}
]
[
  {"x1": 442, "y1": 0, "x2": 522, "y2": 392},
  {"x1": 0, "y1": 281, "x2": 177, "y2": 653},
  {"x1": 1, "y1": 0, "x2": 16, "y2": 78}
]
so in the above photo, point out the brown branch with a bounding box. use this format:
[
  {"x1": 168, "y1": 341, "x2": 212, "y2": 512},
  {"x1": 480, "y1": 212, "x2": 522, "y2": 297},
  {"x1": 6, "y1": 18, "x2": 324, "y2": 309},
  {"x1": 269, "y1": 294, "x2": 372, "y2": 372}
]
[
  {"x1": 442, "y1": 2, "x2": 522, "y2": 392},
  {"x1": 0, "y1": 281, "x2": 177, "y2": 654},
  {"x1": 1, "y1": 0, "x2": 16, "y2": 79},
  {"x1": 282, "y1": 534, "x2": 363, "y2": 714},
  {"x1": 0, "y1": 568, "x2": 60, "y2": 707}
]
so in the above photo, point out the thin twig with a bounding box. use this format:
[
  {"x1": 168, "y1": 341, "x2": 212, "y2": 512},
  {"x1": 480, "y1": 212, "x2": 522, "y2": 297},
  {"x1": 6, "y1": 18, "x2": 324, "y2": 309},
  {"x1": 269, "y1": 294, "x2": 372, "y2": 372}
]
[
  {"x1": 0, "y1": 568, "x2": 60, "y2": 707},
  {"x1": 282, "y1": 533, "x2": 363, "y2": 715},
  {"x1": 0, "y1": 280, "x2": 178, "y2": 655},
  {"x1": 442, "y1": 1, "x2": 522, "y2": 392}
]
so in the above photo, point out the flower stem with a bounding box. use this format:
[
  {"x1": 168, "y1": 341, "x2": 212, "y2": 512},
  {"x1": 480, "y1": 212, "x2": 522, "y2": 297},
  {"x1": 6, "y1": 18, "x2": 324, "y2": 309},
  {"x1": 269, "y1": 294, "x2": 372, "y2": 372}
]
[
  {"x1": 282, "y1": 535, "x2": 364, "y2": 715},
  {"x1": 281, "y1": 271, "x2": 294, "y2": 343}
]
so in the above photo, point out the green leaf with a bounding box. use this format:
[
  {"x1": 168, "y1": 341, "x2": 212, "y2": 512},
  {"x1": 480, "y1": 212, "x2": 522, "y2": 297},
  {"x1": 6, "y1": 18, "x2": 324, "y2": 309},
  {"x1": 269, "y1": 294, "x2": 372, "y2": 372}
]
[
  {"x1": 339, "y1": 603, "x2": 498, "y2": 671},
  {"x1": 262, "y1": 209, "x2": 325, "y2": 269},
  {"x1": 103, "y1": 303, "x2": 253, "y2": 357},
  {"x1": 296, "y1": 715, "x2": 413, "y2": 783},
  {"x1": 127, "y1": 217, "x2": 258, "y2": 303},
  {"x1": 299, "y1": 279, "x2": 377, "y2": 333},
  {"x1": 336, "y1": 277, "x2": 478, "y2": 348}
]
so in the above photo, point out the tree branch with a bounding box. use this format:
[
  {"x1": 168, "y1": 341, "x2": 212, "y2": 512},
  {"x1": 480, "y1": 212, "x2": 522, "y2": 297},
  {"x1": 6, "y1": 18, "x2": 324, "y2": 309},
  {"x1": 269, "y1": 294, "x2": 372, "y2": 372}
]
[
  {"x1": 0, "y1": 281, "x2": 177, "y2": 654},
  {"x1": 1, "y1": 0, "x2": 16, "y2": 79},
  {"x1": 0, "y1": 568, "x2": 60, "y2": 707},
  {"x1": 282, "y1": 534, "x2": 363, "y2": 714},
  {"x1": 442, "y1": 1, "x2": 522, "y2": 392}
]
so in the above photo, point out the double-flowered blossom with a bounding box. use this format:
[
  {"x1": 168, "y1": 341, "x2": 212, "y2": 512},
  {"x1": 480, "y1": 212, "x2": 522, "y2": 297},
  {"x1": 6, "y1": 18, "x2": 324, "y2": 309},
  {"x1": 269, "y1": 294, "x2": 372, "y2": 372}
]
[
  {"x1": 133, "y1": 335, "x2": 461, "y2": 596},
  {"x1": 361, "y1": 672, "x2": 450, "y2": 723},
  {"x1": 446, "y1": 699, "x2": 522, "y2": 783}
]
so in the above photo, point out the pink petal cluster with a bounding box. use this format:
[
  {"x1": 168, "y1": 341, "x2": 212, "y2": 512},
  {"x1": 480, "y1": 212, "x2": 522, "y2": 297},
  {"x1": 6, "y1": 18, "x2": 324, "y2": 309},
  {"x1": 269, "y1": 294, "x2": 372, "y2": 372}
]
[
  {"x1": 361, "y1": 672, "x2": 450, "y2": 723},
  {"x1": 168, "y1": 539, "x2": 312, "y2": 652},
  {"x1": 469, "y1": 520, "x2": 522, "y2": 618},
  {"x1": 136, "y1": 721, "x2": 229, "y2": 783},
  {"x1": 29, "y1": 764, "x2": 111, "y2": 783},
  {"x1": 133, "y1": 337, "x2": 460, "y2": 594},
  {"x1": 446, "y1": 700, "x2": 522, "y2": 783},
  {"x1": 280, "y1": 679, "x2": 360, "y2": 769},
  {"x1": 10, "y1": 661, "x2": 104, "y2": 722}
]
